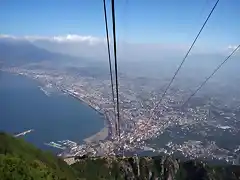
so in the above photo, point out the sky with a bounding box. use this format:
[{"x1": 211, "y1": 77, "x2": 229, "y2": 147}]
[
  {"x1": 0, "y1": 0, "x2": 239, "y2": 85},
  {"x1": 0, "y1": 0, "x2": 239, "y2": 49}
]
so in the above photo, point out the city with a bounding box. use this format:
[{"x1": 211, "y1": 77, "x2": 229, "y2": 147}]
[{"x1": 2, "y1": 65, "x2": 240, "y2": 165}]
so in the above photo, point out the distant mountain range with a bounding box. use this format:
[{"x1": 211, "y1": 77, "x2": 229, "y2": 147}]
[{"x1": 0, "y1": 37, "x2": 239, "y2": 83}]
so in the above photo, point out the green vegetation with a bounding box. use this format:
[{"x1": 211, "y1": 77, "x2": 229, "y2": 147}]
[
  {"x1": 1, "y1": 132, "x2": 240, "y2": 180},
  {"x1": 0, "y1": 132, "x2": 77, "y2": 180}
]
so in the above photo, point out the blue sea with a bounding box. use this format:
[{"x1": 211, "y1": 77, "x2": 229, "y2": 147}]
[{"x1": 0, "y1": 71, "x2": 104, "y2": 153}]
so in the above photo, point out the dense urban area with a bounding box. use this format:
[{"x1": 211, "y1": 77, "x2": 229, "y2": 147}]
[{"x1": 2, "y1": 64, "x2": 240, "y2": 165}]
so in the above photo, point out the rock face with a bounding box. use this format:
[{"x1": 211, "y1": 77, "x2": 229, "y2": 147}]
[{"x1": 71, "y1": 155, "x2": 240, "y2": 180}]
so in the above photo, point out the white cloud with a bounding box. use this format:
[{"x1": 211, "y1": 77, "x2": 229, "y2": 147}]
[
  {"x1": 0, "y1": 34, "x2": 104, "y2": 45},
  {"x1": 51, "y1": 34, "x2": 103, "y2": 45},
  {"x1": 227, "y1": 45, "x2": 239, "y2": 51},
  {"x1": 0, "y1": 34, "x2": 17, "y2": 39},
  {"x1": 1, "y1": 34, "x2": 234, "y2": 63}
]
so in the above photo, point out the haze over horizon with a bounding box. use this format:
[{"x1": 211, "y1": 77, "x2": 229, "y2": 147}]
[
  {"x1": 0, "y1": 0, "x2": 239, "y2": 60},
  {"x1": 0, "y1": 0, "x2": 239, "y2": 98}
]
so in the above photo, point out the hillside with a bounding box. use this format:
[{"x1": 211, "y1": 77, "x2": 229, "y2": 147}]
[
  {"x1": 1, "y1": 132, "x2": 240, "y2": 180},
  {"x1": 0, "y1": 132, "x2": 77, "y2": 180}
]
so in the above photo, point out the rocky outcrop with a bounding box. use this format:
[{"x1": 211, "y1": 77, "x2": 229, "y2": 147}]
[{"x1": 72, "y1": 156, "x2": 240, "y2": 180}]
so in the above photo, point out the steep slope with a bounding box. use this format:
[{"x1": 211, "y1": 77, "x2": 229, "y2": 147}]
[
  {"x1": 1, "y1": 132, "x2": 240, "y2": 180},
  {"x1": 72, "y1": 156, "x2": 240, "y2": 180},
  {"x1": 0, "y1": 132, "x2": 77, "y2": 180}
]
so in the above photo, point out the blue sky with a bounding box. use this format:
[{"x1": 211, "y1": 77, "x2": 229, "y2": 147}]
[{"x1": 0, "y1": 0, "x2": 239, "y2": 47}]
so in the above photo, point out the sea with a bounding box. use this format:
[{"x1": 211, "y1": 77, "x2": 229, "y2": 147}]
[{"x1": 0, "y1": 71, "x2": 104, "y2": 154}]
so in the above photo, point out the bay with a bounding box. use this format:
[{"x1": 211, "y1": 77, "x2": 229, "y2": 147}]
[{"x1": 0, "y1": 71, "x2": 104, "y2": 153}]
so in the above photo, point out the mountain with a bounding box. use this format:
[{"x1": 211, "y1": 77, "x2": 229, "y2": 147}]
[
  {"x1": 72, "y1": 156, "x2": 240, "y2": 180},
  {"x1": 1, "y1": 132, "x2": 240, "y2": 180},
  {"x1": 31, "y1": 38, "x2": 107, "y2": 61},
  {"x1": 0, "y1": 38, "x2": 86, "y2": 66}
]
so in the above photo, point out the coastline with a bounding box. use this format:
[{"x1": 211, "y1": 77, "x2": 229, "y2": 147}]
[
  {"x1": 83, "y1": 127, "x2": 109, "y2": 143},
  {"x1": 60, "y1": 88, "x2": 113, "y2": 143},
  {"x1": 6, "y1": 71, "x2": 112, "y2": 144},
  {"x1": 60, "y1": 89, "x2": 104, "y2": 116}
]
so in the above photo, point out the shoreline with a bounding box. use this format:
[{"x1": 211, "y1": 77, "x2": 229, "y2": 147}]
[
  {"x1": 60, "y1": 89, "x2": 104, "y2": 116},
  {"x1": 83, "y1": 127, "x2": 109, "y2": 144},
  {"x1": 60, "y1": 88, "x2": 113, "y2": 143},
  {"x1": 6, "y1": 71, "x2": 112, "y2": 144}
]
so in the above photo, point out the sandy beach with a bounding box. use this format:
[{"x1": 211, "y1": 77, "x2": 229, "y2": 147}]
[
  {"x1": 83, "y1": 127, "x2": 109, "y2": 144},
  {"x1": 63, "y1": 89, "x2": 112, "y2": 144}
]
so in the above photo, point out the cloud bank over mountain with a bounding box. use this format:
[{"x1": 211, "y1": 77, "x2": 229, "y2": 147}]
[
  {"x1": 1, "y1": 34, "x2": 236, "y2": 64},
  {"x1": 1, "y1": 34, "x2": 239, "y2": 80}
]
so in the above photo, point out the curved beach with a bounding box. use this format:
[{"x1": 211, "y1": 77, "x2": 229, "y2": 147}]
[{"x1": 60, "y1": 88, "x2": 113, "y2": 143}]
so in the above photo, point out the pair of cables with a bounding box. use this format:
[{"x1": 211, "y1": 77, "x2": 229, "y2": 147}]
[
  {"x1": 103, "y1": 0, "x2": 239, "y2": 137},
  {"x1": 103, "y1": 0, "x2": 120, "y2": 139},
  {"x1": 151, "y1": 0, "x2": 239, "y2": 117}
]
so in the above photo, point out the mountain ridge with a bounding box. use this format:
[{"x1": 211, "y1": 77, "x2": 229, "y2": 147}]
[{"x1": 0, "y1": 38, "x2": 89, "y2": 67}]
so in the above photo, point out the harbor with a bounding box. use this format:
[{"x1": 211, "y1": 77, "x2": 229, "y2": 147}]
[{"x1": 44, "y1": 140, "x2": 78, "y2": 150}]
